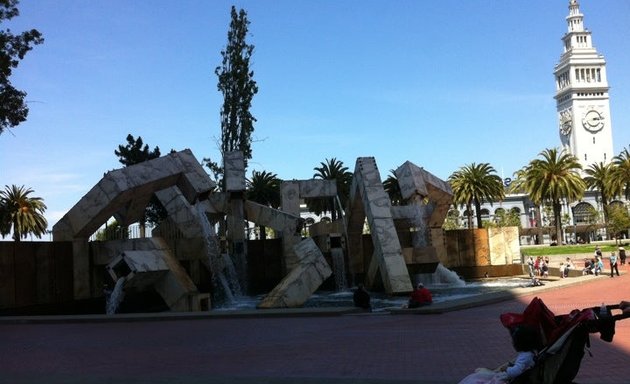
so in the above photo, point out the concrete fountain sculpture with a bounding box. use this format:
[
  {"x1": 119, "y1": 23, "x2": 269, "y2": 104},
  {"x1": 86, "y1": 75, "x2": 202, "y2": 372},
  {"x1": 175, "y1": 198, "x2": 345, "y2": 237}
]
[{"x1": 51, "y1": 149, "x2": 455, "y2": 312}]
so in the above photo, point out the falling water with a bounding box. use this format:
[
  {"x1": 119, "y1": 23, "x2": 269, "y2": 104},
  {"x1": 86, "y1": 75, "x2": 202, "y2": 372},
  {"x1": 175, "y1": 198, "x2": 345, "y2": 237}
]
[
  {"x1": 106, "y1": 276, "x2": 126, "y2": 315},
  {"x1": 222, "y1": 253, "x2": 243, "y2": 297},
  {"x1": 196, "y1": 204, "x2": 242, "y2": 305},
  {"x1": 330, "y1": 248, "x2": 347, "y2": 291},
  {"x1": 335, "y1": 194, "x2": 355, "y2": 287},
  {"x1": 414, "y1": 263, "x2": 466, "y2": 287}
]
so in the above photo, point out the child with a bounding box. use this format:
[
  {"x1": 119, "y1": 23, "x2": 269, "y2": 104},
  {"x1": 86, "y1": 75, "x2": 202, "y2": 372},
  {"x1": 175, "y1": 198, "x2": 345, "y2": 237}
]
[
  {"x1": 594, "y1": 257, "x2": 604, "y2": 276},
  {"x1": 458, "y1": 325, "x2": 540, "y2": 383}
]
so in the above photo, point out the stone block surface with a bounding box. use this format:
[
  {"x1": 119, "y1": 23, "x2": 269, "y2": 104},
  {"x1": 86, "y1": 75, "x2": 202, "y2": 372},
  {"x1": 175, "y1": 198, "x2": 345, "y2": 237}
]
[
  {"x1": 224, "y1": 151, "x2": 245, "y2": 192},
  {"x1": 257, "y1": 238, "x2": 332, "y2": 309},
  {"x1": 244, "y1": 201, "x2": 302, "y2": 234},
  {"x1": 53, "y1": 149, "x2": 214, "y2": 240},
  {"x1": 297, "y1": 179, "x2": 337, "y2": 198},
  {"x1": 280, "y1": 180, "x2": 300, "y2": 216}
]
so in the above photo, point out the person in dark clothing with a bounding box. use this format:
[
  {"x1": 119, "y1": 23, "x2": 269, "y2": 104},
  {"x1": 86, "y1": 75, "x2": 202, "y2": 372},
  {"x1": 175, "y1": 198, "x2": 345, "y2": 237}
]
[
  {"x1": 407, "y1": 283, "x2": 433, "y2": 308},
  {"x1": 353, "y1": 284, "x2": 371, "y2": 310}
]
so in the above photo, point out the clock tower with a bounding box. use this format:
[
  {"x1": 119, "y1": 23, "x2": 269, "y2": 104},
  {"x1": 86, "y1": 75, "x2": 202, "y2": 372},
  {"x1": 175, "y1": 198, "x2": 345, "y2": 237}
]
[{"x1": 554, "y1": 0, "x2": 614, "y2": 169}]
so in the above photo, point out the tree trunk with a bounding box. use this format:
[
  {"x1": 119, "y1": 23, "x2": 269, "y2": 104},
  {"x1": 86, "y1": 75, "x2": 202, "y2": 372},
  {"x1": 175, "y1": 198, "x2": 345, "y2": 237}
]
[
  {"x1": 466, "y1": 203, "x2": 473, "y2": 229},
  {"x1": 535, "y1": 205, "x2": 543, "y2": 245},
  {"x1": 553, "y1": 200, "x2": 563, "y2": 244},
  {"x1": 259, "y1": 225, "x2": 266, "y2": 241},
  {"x1": 601, "y1": 192, "x2": 609, "y2": 224},
  {"x1": 474, "y1": 198, "x2": 483, "y2": 229}
]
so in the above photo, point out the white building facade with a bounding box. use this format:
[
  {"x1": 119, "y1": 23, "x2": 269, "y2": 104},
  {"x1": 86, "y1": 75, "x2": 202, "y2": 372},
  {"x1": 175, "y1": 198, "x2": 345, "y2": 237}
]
[
  {"x1": 555, "y1": 0, "x2": 614, "y2": 169},
  {"x1": 471, "y1": 0, "x2": 623, "y2": 244}
]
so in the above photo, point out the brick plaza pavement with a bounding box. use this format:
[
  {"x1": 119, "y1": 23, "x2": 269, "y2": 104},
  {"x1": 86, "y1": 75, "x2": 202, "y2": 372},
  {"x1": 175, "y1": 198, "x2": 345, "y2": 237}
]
[{"x1": 1, "y1": 272, "x2": 629, "y2": 384}]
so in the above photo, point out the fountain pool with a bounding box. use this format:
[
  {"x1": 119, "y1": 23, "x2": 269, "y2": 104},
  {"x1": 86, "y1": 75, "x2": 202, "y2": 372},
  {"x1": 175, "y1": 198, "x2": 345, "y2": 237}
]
[{"x1": 212, "y1": 277, "x2": 535, "y2": 312}]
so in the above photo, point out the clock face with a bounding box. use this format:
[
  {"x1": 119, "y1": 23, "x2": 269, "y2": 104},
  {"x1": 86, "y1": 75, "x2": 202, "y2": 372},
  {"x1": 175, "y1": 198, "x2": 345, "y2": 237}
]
[
  {"x1": 582, "y1": 109, "x2": 605, "y2": 132},
  {"x1": 559, "y1": 109, "x2": 572, "y2": 136}
]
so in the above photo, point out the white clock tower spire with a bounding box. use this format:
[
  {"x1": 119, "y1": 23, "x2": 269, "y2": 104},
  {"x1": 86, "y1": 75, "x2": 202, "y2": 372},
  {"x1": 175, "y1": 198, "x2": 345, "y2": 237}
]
[{"x1": 554, "y1": 0, "x2": 614, "y2": 169}]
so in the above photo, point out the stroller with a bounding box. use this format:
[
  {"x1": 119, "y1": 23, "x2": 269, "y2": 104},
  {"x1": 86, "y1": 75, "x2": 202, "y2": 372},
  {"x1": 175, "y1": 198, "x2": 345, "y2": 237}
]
[{"x1": 500, "y1": 297, "x2": 630, "y2": 384}]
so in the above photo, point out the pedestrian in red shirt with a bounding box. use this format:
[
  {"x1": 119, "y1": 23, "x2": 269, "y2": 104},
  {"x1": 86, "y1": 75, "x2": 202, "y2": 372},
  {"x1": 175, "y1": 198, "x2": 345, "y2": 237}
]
[{"x1": 408, "y1": 283, "x2": 432, "y2": 308}]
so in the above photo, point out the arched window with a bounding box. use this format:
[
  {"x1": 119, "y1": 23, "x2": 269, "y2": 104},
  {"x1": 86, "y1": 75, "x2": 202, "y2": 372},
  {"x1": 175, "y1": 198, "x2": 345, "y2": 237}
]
[
  {"x1": 447, "y1": 208, "x2": 460, "y2": 218},
  {"x1": 572, "y1": 202, "x2": 596, "y2": 224},
  {"x1": 608, "y1": 200, "x2": 626, "y2": 211}
]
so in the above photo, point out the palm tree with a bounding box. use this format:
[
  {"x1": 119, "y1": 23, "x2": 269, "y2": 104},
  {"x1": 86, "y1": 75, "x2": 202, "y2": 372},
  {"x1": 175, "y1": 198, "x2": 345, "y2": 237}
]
[
  {"x1": 306, "y1": 158, "x2": 353, "y2": 221},
  {"x1": 246, "y1": 170, "x2": 281, "y2": 240},
  {"x1": 383, "y1": 171, "x2": 404, "y2": 206},
  {"x1": 611, "y1": 146, "x2": 630, "y2": 201},
  {"x1": 448, "y1": 163, "x2": 505, "y2": 229},
  {"x1": 512, "y1": 148, "x2": 585, "y2": 244},
  {"x1": 0, "y1": 185, "x2": 48, "y2": 241},
  {"x1": 583, "y1": 161, "x2": 615, "y2": 223}
]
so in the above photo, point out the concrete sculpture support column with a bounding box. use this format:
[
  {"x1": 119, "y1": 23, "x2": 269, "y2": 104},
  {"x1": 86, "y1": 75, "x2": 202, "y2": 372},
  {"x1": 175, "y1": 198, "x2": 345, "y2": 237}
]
[
  {"x1": 347, "y1": 157, "x2": 413, "y2": 295},
  {"x1": 224, "y1": 151, "x2": 247, "y2": 292},
  {"x1": 394, "y1": 161, "x2": 453, "y2": 270},
  {"x1": 279, "y1": 181, "x2": 301, "y2": 273},
  {"x1": 280, "y1": 179, "x2": 336, "y2": 273}
]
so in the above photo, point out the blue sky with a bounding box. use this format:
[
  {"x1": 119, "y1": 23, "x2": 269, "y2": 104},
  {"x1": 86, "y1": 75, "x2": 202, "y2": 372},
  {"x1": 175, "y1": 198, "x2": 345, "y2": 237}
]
[{"x1": 1, "y1": 0, "x2": 630, "y2": 235}]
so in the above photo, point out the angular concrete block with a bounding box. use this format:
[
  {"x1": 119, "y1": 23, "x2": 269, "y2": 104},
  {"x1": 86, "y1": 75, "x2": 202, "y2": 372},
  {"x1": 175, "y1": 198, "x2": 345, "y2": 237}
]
[
  {"x1": 224, "y1": 151, "x2": 246, "y2": 192},
  {"x1": 257, "y1": 238, "x2": 332, "y2": 309},
  {"x1": 280, "y1": 181, "x2": 300, "y2": 215},
  {"x1": 369, "y1": 217, "x2": 402, "y2": 255},
  {"x1": 355, "y1": 157, "x2": 382, "y2": 187},
  {"x1": 298, "y1": 179, "x2": 337, "y2": 198},
  {"x1": 362, "y1": 187, "x2": 394, "y2": 220},
  {"x1": 244, "y1": 201, "x2": 302, "y2": 234}
]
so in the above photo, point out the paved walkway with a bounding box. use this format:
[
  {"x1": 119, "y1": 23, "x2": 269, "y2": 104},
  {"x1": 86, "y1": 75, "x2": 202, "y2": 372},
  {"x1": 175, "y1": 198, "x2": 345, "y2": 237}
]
[{"x1": 1, "y1": 268, "x2": 629, "y2": 383}]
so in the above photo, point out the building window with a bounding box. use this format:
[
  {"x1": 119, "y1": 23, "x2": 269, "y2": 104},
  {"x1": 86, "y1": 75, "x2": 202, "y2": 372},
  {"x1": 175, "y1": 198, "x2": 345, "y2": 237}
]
[{"x1": 573, "y1": 202, "x2": 596, "y2": 224}]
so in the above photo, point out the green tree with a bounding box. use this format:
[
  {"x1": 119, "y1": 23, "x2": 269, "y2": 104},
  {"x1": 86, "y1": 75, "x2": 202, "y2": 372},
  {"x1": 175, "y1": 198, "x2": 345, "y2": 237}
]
[
  {"x1": 383, "y1": 171, "x2": 404, "y2": 206},
  {"x1": 611, "y1": 146, "x2": 630, "y2": 200},
  {"x1": 0, "y1": 0, "x2": 43, "y2": 135},
  {"x1": 492, "y1": 207, "x2": 522, "y2": 228},
  {"x1": 442, "y1": 207, "x2": 461, "y2": 230},
  {"x1": 215, "y1": 6, "x2": 258, "y2": 169},
  {"x1": 448, "y1": 163, "x2": 505, "y2": 229},
  {"x1": 0, "y1": 184, "x2": 47, "y2": 241},
  {"x1": 114, "y1": 133, "x2": 161, "y2": 166},
  {"x1": 584, "y1": 161, "x2": 615, "y2": 223},
  {"x1": 512, "y1": 148, "x2": 585, "y2": 244},
  {"x1": 114, "y1": 134, "x2": 165, "y2": 235},
  {"x1": 246, "y1": 170, "x2": 281, "y2": 240},
  {"x1": 306, "y1": 158, "x2": 352, "y2": 221},
  {"x1": 94, "y1": 219, "x2": 128, "y2": 241},
  {"x1": 606, "y1": 204, "x2": 630, "y2": 245}
]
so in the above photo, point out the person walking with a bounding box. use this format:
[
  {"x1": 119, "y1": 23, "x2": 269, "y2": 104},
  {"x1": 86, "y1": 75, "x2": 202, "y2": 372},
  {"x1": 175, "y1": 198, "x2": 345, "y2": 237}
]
[
  {"x1": 526, "y1": 256, "x2": 534, "y2": 278},
  {"x1": 619, "y1": 246, "x2": 626, "y2": 266},
  {"x1": 610, "y1": 252, "x2": 620, "y2": 277}
]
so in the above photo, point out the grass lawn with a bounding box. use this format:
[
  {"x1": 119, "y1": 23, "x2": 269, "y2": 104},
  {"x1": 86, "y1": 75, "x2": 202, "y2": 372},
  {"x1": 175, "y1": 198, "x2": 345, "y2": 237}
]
[{"x1": 521, "y1": 241, "x2": 629, "y2": 257}]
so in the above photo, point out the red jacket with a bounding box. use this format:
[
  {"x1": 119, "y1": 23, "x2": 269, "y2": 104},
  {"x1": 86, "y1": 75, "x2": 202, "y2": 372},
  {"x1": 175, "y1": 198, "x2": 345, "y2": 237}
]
[{"x1": 410, "y1": 287, "x2": 432, "y2": 304}]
